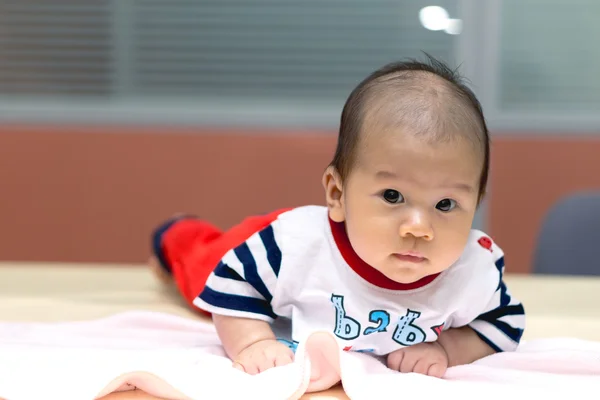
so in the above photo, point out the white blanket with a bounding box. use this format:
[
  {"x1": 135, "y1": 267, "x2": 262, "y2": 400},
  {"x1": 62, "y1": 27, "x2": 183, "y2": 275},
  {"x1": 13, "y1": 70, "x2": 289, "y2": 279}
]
[{"x1": 0, "y1": 311, "x2": 598, "y2": 400}]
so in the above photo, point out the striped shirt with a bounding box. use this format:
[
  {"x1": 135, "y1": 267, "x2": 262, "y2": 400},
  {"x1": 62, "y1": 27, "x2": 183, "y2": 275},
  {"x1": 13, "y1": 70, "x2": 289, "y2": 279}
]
[{"x1": 193, "y1": 206, "x2": 525, "y2": 356}]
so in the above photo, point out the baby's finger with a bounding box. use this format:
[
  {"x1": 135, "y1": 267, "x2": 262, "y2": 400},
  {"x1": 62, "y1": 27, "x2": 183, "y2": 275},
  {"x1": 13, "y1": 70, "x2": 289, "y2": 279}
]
[
  {"x1": 257, "y1": 354, "x2": 278, "y2": 373},
  {"x1": 427, "y1": 363, "x2": 446, "y2": 378},
  {"x1": 386, "y1": 350, "x2": 404, "y2": 371},
  {"x1": 399, "y1": 351, "x2": 418, "y2": 374},
  {"x1": 412, "y1": 358, "x2": 431, "y2": 375},
  {"x1": 274, "y1": 351, "x2": 294, "y2": 367},
  {"x1": 232, "y1": 360, "x2": 246, "y2": 372},
  {"x1": 239, "y1": 359, "x2": 261, "y2": 375}
]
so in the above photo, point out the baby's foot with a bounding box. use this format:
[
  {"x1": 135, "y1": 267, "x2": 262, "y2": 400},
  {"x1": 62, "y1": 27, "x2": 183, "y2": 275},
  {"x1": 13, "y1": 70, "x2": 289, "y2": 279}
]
[
  {"x1": 149, "y1": 213, "x2": 188, "y2": 285},
  {"x1": 148, "y1": 255, "x2": 173, "y2": 284}
]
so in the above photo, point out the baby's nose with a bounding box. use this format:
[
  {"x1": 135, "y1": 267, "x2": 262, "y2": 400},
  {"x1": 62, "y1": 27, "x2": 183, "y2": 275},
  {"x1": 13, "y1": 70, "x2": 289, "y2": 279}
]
[{"x1": 399, "y1": 210, "x2": 434, "y2": 240}]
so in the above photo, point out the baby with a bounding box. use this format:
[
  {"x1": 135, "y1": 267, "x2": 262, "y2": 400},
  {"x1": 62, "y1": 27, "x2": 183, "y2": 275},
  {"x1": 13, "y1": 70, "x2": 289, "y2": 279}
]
[{"x1": 149, "y1": 55, "x2": 525, "y2": 381}]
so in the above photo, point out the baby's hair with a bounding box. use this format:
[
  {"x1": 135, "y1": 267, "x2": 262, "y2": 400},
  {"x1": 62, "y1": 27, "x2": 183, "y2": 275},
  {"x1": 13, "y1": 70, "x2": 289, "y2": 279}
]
[{"x1": 329, "y1": 53, "x2": 490, "y2": 203}]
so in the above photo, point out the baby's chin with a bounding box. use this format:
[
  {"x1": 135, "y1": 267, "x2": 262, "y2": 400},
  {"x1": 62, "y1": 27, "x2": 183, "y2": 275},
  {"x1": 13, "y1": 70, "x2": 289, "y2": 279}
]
[
  {"x1": 379, "y1": 268, "x2": 428, "y2": 284},
  {"x1": 378, "y1": 263, "x2": 443, "y2": 284}
]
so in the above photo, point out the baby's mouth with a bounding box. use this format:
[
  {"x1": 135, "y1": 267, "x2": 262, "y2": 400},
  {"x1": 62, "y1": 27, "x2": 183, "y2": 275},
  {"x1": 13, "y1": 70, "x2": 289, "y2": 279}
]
[{"x1": 393, "y1": 252, "x2": 427, "y2": 263}]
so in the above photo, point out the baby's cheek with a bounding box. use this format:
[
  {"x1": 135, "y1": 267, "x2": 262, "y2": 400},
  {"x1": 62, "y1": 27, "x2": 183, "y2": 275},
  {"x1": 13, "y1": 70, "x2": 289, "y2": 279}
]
[
  {"x1": 439, "y1": 233, "x2": 469, "y2": 265},
  {"x1": 347, "y1": 217, "x2": 397, "y2": 266},
  {"x1": 354, "y1": 235, "x2": 380, "y2": 261},
  {"x1": 354, "y1": 233, "x2": 387, "y2": 267}
]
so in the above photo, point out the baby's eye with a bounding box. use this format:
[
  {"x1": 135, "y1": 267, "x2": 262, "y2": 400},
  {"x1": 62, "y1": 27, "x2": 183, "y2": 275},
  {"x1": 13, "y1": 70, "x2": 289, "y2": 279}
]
[
  {"x1": 382, "y1": 189, "x2": 404, "y2": 204},
  {"x1": 436, "y1": 198, "x2": 457, "y2": 212}
]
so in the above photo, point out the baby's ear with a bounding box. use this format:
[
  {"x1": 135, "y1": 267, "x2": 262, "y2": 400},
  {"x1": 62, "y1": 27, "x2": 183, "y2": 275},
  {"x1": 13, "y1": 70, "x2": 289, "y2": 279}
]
[{"x1": 322, "y1": 166, "x2": 345, "y2": 222}]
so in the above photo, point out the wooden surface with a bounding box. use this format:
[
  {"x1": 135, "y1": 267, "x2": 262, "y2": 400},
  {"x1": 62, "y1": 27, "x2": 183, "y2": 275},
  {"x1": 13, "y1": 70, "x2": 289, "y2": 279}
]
[{"x1": 1, "y1": 262, "x2": 600, "y2": 399}]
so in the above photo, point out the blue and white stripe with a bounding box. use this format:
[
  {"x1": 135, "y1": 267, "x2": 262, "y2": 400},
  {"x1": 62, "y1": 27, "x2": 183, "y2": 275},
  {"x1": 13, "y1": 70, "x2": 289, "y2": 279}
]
[
  {"x1": 469, "y1": 256, "x2": 526, "y2": 352},
  {"x1": 194, "y1": 224, "x2": 283, "y2": 322}
]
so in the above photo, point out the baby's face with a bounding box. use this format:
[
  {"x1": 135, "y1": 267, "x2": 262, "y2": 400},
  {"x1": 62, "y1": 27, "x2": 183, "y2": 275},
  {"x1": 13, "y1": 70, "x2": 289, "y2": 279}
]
[{"x1": 341, "y1": 129, "x2": 482, "y2": 284}]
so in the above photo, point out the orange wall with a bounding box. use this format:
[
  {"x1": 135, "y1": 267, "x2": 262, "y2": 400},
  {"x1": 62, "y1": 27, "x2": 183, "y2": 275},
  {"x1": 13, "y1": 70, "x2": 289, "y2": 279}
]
[
  {"x1": 489, "y1": 136, "x2": 600, "y2": 274},
  {"x1": 0, "y1": 125, "x2": 336, "y2": 264},
  {"x1": 2, "y1": 126, "x2": 599, "y2": 274}
]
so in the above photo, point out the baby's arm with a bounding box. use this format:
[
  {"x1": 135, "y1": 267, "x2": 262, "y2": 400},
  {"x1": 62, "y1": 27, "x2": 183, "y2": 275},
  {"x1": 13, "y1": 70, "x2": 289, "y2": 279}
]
[
  {"x1": 213, "y1": 314, "x2": 294, "y2": 374},
  {"x1": 386, "y1": 325, "x2": 496, "y2": 377},
  {"x1": 436, "y1": 325, "x2": 495, "y2": 366},
  {"x1": 388, "y1": 239, "x2": 525, "y2": 377},
  {"x1": 443, "y1": 247, "x2": 525, "y2": 366},
  {"x1": 189, "y1": 218, "x2": 295, "y2": 374}
]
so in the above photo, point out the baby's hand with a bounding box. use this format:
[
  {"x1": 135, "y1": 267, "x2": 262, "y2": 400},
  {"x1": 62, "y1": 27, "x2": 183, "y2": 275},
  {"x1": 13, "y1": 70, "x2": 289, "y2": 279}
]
[
  {"x1": 232, "y1": 339, "x2": 295, "y2": 375},
  {"x1": 387, "y1": 341, "x2": 448, "y2": 378}
]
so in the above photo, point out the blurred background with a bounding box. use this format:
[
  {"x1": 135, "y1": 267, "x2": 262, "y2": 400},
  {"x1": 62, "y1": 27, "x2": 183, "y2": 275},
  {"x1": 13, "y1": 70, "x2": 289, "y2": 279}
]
[{"x1": 1, "y1": 0, "x2": 599, "y2": 275}]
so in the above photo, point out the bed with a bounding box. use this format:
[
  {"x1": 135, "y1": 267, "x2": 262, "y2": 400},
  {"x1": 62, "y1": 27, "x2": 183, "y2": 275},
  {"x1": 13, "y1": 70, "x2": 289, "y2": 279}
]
[{"x1": 1, "y1": 262, "x2": 599, "y2": 399}]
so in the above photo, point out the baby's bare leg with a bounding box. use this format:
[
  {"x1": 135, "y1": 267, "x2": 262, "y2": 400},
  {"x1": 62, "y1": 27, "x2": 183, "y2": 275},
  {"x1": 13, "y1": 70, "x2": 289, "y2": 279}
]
[
  {"x1": 147, "y1": 213, "x2": 192, "y2": 285},
  {"x1": 148, "y1": 255, "x2": 173, "y2": 285}
]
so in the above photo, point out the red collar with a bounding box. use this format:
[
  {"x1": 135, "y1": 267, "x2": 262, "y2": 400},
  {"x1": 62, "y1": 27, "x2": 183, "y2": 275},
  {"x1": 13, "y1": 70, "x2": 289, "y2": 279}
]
[{"x1": 328, "y1": 218, "x2": 440, "y2": 290}]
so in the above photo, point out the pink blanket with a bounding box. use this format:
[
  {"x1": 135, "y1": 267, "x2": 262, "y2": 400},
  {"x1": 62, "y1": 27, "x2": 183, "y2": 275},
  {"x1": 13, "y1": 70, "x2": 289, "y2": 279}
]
[{"x1": 0, "y1": 311, "x2": 598, "y2": 399}]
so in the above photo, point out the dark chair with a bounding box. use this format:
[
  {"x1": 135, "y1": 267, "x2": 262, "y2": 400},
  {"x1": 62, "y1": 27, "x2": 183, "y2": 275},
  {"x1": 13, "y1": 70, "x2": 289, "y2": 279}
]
[{"x1": 533, "y1": 191, "x2": 600, "y2": 275}]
